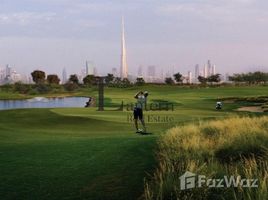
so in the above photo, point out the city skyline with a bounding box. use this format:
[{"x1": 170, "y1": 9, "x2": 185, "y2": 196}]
[
  {"x1": 1, "y1": 0, "x2": 268, "y2": 76},
  {"x1": 0, "y1": 59, "x2": 220, "y2": 84},
  {"x1": 0, "y1": 58, "x2": 264, "y2": 84}
]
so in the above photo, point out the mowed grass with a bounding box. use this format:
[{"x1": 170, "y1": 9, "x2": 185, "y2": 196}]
[
  {"x1": 0, "y1": 85, "x2": 267, "y2": 200},
  {"x1": 0, "y1": 109, "x2": 160, "y2": 200}
]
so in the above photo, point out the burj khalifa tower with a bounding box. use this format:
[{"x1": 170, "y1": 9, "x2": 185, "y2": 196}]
[{"x1": 120, "y1": 17, "x2": 128, "y2": 79}]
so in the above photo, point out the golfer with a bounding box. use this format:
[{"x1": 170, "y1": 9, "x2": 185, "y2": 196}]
[{"x1": 134, "y1": 91, "x2": 148, "y2": 133}]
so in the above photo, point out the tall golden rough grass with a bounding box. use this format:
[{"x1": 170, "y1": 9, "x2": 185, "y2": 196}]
[{"x1": 144, "y1": 116, "x2": 268, "y2": 200}]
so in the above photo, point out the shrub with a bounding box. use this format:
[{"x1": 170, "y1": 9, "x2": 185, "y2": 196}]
[
  {"x1": 13, "y1": 82, "x2": 31, "y2": 94},
  {"x1": 136, "y1": 77, "x2": 145, "y2": 86},
  {"x1": 144, "y1": 116, "x2": 268, "y2": 200},
  {"x1": 165, "y1": 77, "x2": 174, "y2": 85},
  {"x1": 0, "y1": 84, "x2": 13, "y2": 92},
  {"x1": 34, "y1": 84, "x2": 52, "y2": 94},
  {"x1": 64, "y1": 82, "x2": 79, "y2": 91}
]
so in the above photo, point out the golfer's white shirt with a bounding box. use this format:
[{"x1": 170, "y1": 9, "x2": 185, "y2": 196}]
[{"x1": 136, "y1": 95, "x2": 146, "y2": 109}]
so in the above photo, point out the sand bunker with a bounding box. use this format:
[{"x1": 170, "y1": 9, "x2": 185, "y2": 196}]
[
  {"x1": 236, "y1": 106, "x2": 264, "y2": 113},
  {"x1": 223, "y1": 100, "x2": 235, "y2": 103}
]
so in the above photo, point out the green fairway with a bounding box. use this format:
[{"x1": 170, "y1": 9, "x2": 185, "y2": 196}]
[
  {"x1": 0, "y1": 109, "x2": 159, "y2": 200},
  {"x1": 0, "y1": 85, "x2": 267, "y2": 199}
]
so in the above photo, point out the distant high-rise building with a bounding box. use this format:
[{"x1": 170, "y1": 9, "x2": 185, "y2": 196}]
[
  {"x1": 93, "y1": 67, "x2": 98, "y2": 76},
  {"x1": 20, "y1": 74, "x2": 29, "y2": 84},
  {"x1": 112, "y1": 68, "x2": 118, "y2": 77},
  {"x1": 86, "y1": 61, "x2": 95, "y2": 75},
  {"x1": 147, "y1": 65, "x2": 156, "y2": 77},
  {"x1": 0, "y1": 67, "x2": 5, "y2": 81},
  {"x1": 212, "y1": 64, "x2": 216, "y2": 75},
  {"x1": 5, "y1": 64, "x2": 11, "y2": 78},
  {"x1": 86, "y1": 61, "x2": 89, "y2": 75},
  {"x1": 137, "y1": 65, "x2": 143, "y2": 77},
  {"x1": 0, "y1": 65, "x2": 22, "y2": 84},
  {"x1": 62, "y1": 68, "x2": 67, "y2": 84},
  {"x1": 28, "y1": 76, "x2": 33, "y2": 84},
  {"x1": 207, "y1": 60, "x2": 212, "y2": 76},
  {"x1": 80, "y1": 69, "x2": 87, "y2": 81},
  {"x1": 225, "y1": 73, "x2": 230, "y2": 82},
  {"x1": 11, "y1": 70, "x2": 21, "y2": 82},
  {"x1": 160, "y1": 68, "x2": 164, "y2": 81},
  {"x1": 165, "y1": 70, "x2": 171, "y2": 78},
  {"x1": 195, "y1": 64, "x2": 200, "y2": 82},
  {"x1": 120, "y1": 17, "x2": 128, "y2": 79},
  {"x1": 188, "y1": 71, "x2": 192, "y2": 84},
  {"x1": 203, "y1": 64, "x2": 208, "y2": 78},
  {"x1": 147, "y1": 65, "x2": 156, "y2": 82}
]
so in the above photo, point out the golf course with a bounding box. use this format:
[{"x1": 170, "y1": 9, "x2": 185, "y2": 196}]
[{"x1": 0, "y1": 85, "x2": 267, "y2": 200}]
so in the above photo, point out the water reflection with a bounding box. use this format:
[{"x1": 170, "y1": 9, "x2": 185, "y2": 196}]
[{"x1": 0, "y1": 97, "x2": 88, "y2": 110}]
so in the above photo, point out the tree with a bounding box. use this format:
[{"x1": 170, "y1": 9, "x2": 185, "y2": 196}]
[
  {"x1": 122, "y1": 78, "x2": 131, "y2": 87},
  {"x1": 229, "y1": 74, "x2": 243, "y2": 82},
  {"x1": 64, "y1": 82, "x2": 79, "y2": 91},
  {"x1": 113, "y1": 77, "x2": 122, "y2": 86},
  {"x1": 253, "y1": 71, "x2": 268, "y2": 84},
  {"x1": 136, "y1": 77, "x2": 145, "y2": 86},
  {"x1": 83, "y1": 75, "x2": 95, "y2": 86},
  {"x1": 47, "y1": 74, "x2": 60, "y2": 85},
  {"x1": 207, "y1": 74, "x2": 221, "y2": 84},
  {"x1": 114, "y1": 77, "x2": 121, "y2": 83},
  {"x1": 165, "y1": 77, "x2": 175, "y2": 85},
  {"x1": 108, "y1": 77, "x2": 133, "y2": 88},
  {"x1": 173, "y1": 72, "x2": 183, "y2": 84},
  {"x1": 35, "y1": 84, "x2": 52, "y2": 94},
  {"x1": 229, "y1": 71, "x2": 268, "y2": 84},
  {"x1": 105, "y1": 73, "x2": 114, "y2": 84},
  {"x1": 198, "y1": 76, "x2": 207, "y2": 84},
  {"x1": 14, "y1": 82, "x2": 31, "y2": 94},
  {"x1": 69, "y1": 74, "x2": 79, "y2": 84},
  {"x1": 31, "y1": 70, "x2": 46, "y2": 84}
]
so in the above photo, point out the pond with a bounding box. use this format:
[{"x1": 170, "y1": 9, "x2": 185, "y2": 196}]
[{"x1": 0, "y1": 97, "x2": 89, "y2": 110}]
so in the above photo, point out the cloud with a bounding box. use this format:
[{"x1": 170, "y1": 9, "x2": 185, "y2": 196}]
[
  {"x1": 64, "y1": 1, "x2": 140, "y2": 15},
  {"x1": 156, "y1": 0, "x2": 266, "y2": 23},
  {"x1": 0, "y1": 12, "x2": 56, "y2": 26}
]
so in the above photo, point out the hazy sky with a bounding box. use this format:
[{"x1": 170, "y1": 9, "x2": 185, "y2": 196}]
[{"x1": 1, "y1": 0, "x2": 268, "y2": 77}]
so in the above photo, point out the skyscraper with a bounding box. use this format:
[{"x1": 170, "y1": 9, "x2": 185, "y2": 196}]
[
  {"x1": 120, "y1": 17, "x2": 128, "y2": 79},
  {"x1": 195, "y1": 64, "x2": 200, "y2": 82},
  {"x1": 137, "y1": 65, "x2": 143, "y2": 77},
  {"x1": 5, "y1": 64, "x2": 11, "y2": 78},
  {"x1": 203, "y1": 64, "x2": 208, "y2": 78},
  {"x1": 147, "y1": 65, "x2": 156, "y2": 82},
  {"x1": 212, "y1": 64, "x2": 216, "y2": 75},
  {"x1": 86, "y1": 61, "x2": 95, "y2": 75},
  {"x1": 225, "y1": 73, "x2": 230, "y2": 82},
  {"x1": 160, "y1": 68, "x2": 164, "y2": 81},
  {"x1": 207, "y1": 60, "x2": 212, "y2": 76},
  {"x1": 187, "y1": 71, "x2": 192, "y2": 84},
  {"x1": 86, "y1": 61, "x2": 89, "y2": 75},
  {"x1": 112, "y1": 68, "x2": 118, "y2": 77},
  {"x1": 62, "y1": 68, "x2": 67, "y2": 84},
  {"x1": 0, "y1": 68, "x2": 5, "y2": 81}
]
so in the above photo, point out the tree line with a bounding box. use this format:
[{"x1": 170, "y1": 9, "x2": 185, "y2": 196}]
[
  {"x1": 164, "y1": 73, "x2": 221, "y2": 85},
  {"x1": 165, "y1": 71, "x2": 268, "y2": 85},
  {"x1": 2, "y1": 70, "x2": 267, "y2": 95},
  {"x1": 30, "y1": 70, "x2": 147, "y2": 88},
  {"x1": 30, "y1": 70, "x2": 223, "y2": 87},
  {"x1": 229, "y1": 71, "x2": 268, "y2": 84}
]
